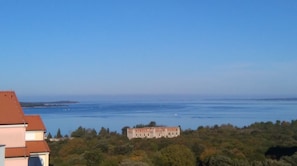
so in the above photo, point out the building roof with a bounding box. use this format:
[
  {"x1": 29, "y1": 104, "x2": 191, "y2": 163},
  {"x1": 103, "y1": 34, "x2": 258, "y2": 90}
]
[
  {"x1": 5, "y1": 141, "x2": 50, "y2": 157},
  {"x1": 1, "y1": 91, "x2": 50, "y2": 158},
  {"x1": 25, "y1": 115, "x2": 46, "y2": 131},
  {"x1": 5, "y1": 147, "x2": 29, "y2": 158},
  {"x1": 0, "y1": 91, "x2": 26, "y2": 125},
  {"x1": 26, "y1": 141, "x2": 50, "y2": 153},
  {"x1": 128, "y1": 126, "x2": 180, "y2": 131}
]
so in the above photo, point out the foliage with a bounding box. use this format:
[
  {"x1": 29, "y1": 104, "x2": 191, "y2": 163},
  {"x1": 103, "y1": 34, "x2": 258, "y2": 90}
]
[
  {"x1": 155, "y1": 144, "x2": 195, "y2": 166},
  {"x1": 134, "y1": 121, "x2": 159, "y2": 128},
  {"x1": 47, "y1": 132, "x2": 52, "y2": 139},
  {"x1": 48, "y1": 120, "x2": 297, "y2": 166},
  {"x1": 71, "y1": 126, "x2": 97, "y2": 138},
  {"x1": 55, "y1": 128, "x2": 62, "y2": 138}
]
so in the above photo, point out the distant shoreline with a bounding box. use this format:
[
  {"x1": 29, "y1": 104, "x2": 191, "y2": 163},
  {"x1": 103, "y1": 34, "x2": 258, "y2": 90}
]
[{"x1": 20, "y1": 101, "x2": 78, "y2": 108}]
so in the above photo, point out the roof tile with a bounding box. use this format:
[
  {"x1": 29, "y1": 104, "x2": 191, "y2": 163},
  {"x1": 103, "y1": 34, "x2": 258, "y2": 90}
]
[
  {"x1": 25, "y1": 115, "x2": 46, "y2": 131},
  {"x1": 26, "y1": 141, "x2": 50, "y2": 153},
  {"x1": 5, "y1": 147, "x2": 29, "y2": 158},
  {"x1": 0, "y1": 91, "x2": 26, "y2": 125}
]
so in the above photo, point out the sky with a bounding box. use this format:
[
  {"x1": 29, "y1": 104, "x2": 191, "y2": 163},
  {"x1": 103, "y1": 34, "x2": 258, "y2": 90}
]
[{"x1": 0, "y1": 0, "x2": 297, "y2": 98}]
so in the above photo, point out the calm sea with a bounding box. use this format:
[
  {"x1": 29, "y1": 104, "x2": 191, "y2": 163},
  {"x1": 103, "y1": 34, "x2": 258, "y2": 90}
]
[{"x1": 22, "y1": 98, "x2": 297, "y2": 135}]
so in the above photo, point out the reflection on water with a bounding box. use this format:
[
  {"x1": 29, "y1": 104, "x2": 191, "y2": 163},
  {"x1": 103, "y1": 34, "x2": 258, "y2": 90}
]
[{"x1": 23, "y1": 99, "x2": 297, "y2": 135}]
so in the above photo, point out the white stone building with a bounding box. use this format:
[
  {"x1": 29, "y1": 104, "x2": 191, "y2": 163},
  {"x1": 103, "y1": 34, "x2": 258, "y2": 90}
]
[{"x1": 127, "y1": 126, "x2": 180, "y2": 140}]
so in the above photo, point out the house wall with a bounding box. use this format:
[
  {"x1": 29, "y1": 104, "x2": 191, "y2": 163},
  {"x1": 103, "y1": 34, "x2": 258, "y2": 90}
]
[
  {"x1": 0, "y1": 145, "x2": 4, "y2": 166},
  {"x1": 127, "y1": 128, "x2": 134, "y2": 140},
  {"x1": 26, "y1": 131, "x2": 44, "y2": 141},
  {"x1": 0, "y1": 125, "x2": 26, "y2": 147},
  {"x1": 165, "y1": 127, "x2": 180, "y2": 138},
  {"x1": 5, "y1": 157, "x2": 28, "y2": 166}
]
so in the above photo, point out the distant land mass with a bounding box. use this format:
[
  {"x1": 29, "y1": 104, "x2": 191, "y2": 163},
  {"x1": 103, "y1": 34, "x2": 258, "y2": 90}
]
[
  {"x1": 215, "y1": 97, "x2": 297, "y2": 101},
  {"x1": 255, "y1": 98, "x2": 297, "y2": 101},
  {"x1": 20, "y1": 101, "x2": 78, "y2": 108}
]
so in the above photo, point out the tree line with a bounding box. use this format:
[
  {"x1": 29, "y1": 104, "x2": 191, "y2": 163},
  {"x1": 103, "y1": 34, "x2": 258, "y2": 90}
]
[{"x1": 48, "y1": 120, "x2": 297, "y2": 166}]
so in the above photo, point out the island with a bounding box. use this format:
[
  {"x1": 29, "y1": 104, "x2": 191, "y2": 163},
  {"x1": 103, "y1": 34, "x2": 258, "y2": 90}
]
[{"x1": 20, "y1": 101, "x2": 78, "y2": 108}]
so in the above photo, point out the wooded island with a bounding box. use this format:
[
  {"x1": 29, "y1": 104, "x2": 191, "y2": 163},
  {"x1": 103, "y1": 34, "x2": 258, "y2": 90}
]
[{"x1": 20, "y1": 101, "x2": 78, "y2": 108}]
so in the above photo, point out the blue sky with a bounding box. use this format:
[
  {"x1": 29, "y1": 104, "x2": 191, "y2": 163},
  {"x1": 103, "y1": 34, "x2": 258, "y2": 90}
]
[{"x1": 0, "y1": 0, "x2": 297, "y2": 97}]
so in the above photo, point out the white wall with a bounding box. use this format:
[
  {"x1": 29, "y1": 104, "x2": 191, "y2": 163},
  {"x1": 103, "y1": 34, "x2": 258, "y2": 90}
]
[
  {"x1": 26, "y1": 131, "x2": 44, "y2": 141},
  {"x1": 0, "y1": 145, "x2": 5, "y2": 166}
]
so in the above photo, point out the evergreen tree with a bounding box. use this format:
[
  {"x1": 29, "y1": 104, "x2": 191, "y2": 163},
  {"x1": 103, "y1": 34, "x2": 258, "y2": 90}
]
[
  {"x1": 56, "y1": 128, "x2": 62, "y2": 138},
  {"x1": 47, "y1": 132, "x2": 52, "y2": 139},
  {"x1": 71, "y1": 126, "x2": 85, "y2": 138},
  {"x1": 122, "y1": 126, "x2": 129, "y2": 136},
  {"x1": 148, "y1": 121, "x2": 157, "y2": 127}
]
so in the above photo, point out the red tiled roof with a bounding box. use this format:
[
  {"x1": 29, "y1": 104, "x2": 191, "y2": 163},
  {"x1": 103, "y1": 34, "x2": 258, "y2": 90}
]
[
  {"x1": 5, "y1": 141, "x2": 50, "y2": 157},
  {"x1": 0, "y1": 91, "x2": 26, "y2": 125},
  {"x1": 5, "y1": 147, "x2": 29, "y2": 158},
  {"x1": 25, "y1": 115, "x2": 46, "y2": 131},
  {"x1": 26, "y1": 141, "x2": 50, "y2": 153}
]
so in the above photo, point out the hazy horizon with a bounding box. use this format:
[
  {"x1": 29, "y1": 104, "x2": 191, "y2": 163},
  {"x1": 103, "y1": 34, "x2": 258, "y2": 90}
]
[{"x1": 18, "y1": 93, "x2": 297, "y2": 103}]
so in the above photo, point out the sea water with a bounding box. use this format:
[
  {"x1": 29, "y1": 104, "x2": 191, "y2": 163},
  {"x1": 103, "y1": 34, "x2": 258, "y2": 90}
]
[{"x1": 23, "y1": 98, "x2": 297, "y2": 135}]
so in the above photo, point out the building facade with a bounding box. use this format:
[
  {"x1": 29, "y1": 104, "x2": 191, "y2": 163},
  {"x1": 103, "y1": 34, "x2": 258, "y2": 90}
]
[
  {"x1": 127, "y1": 126, "x2": 180, "y2": 140},
  {"x1": 25, "y1": 115, "x2": 50, "y2": 166},
  {"x1": 0, "y1": 91, "x2": 50, "y2": 166},
  {"x1": 0, "y1": 145, "x2": 4, "y2": 166}
]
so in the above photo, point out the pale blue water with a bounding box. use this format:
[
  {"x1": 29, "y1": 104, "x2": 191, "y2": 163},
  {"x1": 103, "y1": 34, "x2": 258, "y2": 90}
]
[{"x1": 23, "y1": 98, "x2": 297, "y2": 135}]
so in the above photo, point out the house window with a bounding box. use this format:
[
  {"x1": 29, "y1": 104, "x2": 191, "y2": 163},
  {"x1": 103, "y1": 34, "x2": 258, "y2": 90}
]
[{"x1": 29, "y1": 156, "x2": 43, "y2": 166}]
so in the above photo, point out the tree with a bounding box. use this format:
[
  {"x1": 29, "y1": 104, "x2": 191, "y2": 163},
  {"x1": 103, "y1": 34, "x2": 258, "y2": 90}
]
[
  {"x1": 56, "y1": 128, "x2": 62, "y2": 138},
  {"x1": 205, "y1": 155, "x2": 233, "y2": 166},
  {"x1": 155, "y1": 144, "x2": 195, "y2": 166},
  {"x1": 122, "y1": 126, "x2": 129, "y2": 136},
  {"x1": 148, "y1": 121, "x2": 156, "y2": 127},
  {"x1": 71, "y1": 126, "x2": 85, "y2": 138},
  {"x1": 85, "y1": 128, "x2": 97, "y2": 138},
  {"x1": 47, "y1": 132, "x2": 52, "y2": 139},
  {"x1": 84, "y1": 149, "x2": 103, "y2": 166},
  {"x1": 120, "y1": 159, "x2": 149, "y2": 166},
  {"x1": 113, "y1": 144, "x2": 133, "y2": 155},
  {"x1": 98, "y1": 127, "x2": 110, "y2": 137},
  {"x1": 59, "y1": 138, "x2": 88, "y2": 158}
]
